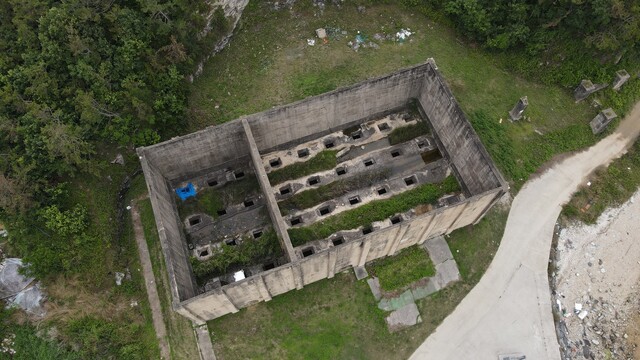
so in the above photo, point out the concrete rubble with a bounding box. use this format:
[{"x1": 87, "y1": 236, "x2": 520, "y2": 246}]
[{"x1": 552, "y1": 190, "x2": 640, "y2": 359}]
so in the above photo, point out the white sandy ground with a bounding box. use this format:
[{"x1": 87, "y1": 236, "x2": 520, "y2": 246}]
[
  {"x1": 410, "y1": 101, "x2": 640, "y2": 360},
  {"x1": 554, "y1": 189, "x2": 640, "y2": 359}
]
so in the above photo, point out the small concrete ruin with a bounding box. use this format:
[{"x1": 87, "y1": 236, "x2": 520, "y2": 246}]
[
  {"x1": 574, "y1": 79, "x2": 607, "y2": 102},
  {"x1": 612, "y1": 69, "x2": 630, "y2": 91},
  {"x1": 138, "y1": 59, "x2": 508, "y2": 322},
  {"x1": 509, "y1": 96, "x2": 528, "y2": 121},
  {"x1": 590, "y1": 108, "x2": 617, "y2": 134}
]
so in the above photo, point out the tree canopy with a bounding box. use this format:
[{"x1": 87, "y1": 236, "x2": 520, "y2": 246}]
[{"x1": 0, "y1": 0, "x2": 227, "y2": 216}]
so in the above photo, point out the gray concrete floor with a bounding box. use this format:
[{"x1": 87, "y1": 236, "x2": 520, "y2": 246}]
[{"x1": 410, "y1": 101, "x2": 640, "y2": 360}]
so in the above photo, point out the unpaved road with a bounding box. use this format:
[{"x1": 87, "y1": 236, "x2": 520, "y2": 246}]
[
  {"x1": 131, "y1": 201, "x2": 171, "y2": 359},
  {"x1": 410, "y1": 102, "x2": 640, "y2": 360},
  {"x1": 554, "y1": 190, "x2": 640, "y2": 359}
]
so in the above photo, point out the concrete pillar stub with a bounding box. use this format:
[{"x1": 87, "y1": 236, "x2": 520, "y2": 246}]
[
  {"x1": 590, "y1": 108, "x2": 617, "y2": 134},
  {"x1": 291, "y1": 264, "x2": 304, "y2": 290},
  {"x1": 357, "y1": 240, "x2": 372, "y2": 267},
  {"x1": 327, "y1": 249, "x2": 337, "y2": 278},
  {"x1": 257, "y1": 275, "x2": 272, "y2": 302},
  {"x1": 612, "y1": 69, "x2": 630, "y2": 91},
  {"x1": 508, "y1": 96, "x2": 528, "y2": 121},
  {"x1": 574, "y1": 79, "x2": 607, "y2": 102}
]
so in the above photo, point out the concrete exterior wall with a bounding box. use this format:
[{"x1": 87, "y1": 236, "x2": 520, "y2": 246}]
[
  {"x1": 245, "y1": 64, "x2": 430, "y2": 152},
  {"x1": 142, "y1": 120, "x2": 249, "y2": 184},
  {"x1": 179, "y1": 189, "x2": 498, "y2": 320},
  {"x1": 418, "y1": 65, "x2": 505, "y2": 196},
  {"x1": 138, "y1": 59, "x2": 508, "y2": 322},
  {"x1": 138, "y1": 153, "x2": 197, "y2": 304}
]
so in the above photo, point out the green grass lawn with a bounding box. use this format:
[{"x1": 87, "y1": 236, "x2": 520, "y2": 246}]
[
  {"x1": 367, "y1": 246, "x2": 436, "y2": 292},
  {"x1": 190, "y1": 2, "x2": 599, "y2": 190},
  {"x1": 208, "y1": 207, "x2": 507, "y2": 360}
]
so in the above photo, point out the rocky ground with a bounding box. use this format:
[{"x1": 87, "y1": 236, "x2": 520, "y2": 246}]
[{"x1": 553, "y1": 189, "x2": 640, "y2": 359}]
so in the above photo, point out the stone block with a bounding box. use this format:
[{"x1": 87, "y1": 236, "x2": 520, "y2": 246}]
[
  {"x1": 590, "y1": 108, "x2": 617, "y2": 134},
  {"x1": 612, "y1": 69, "x2": 630, "y2": 91},
  {"x1": 367, "y1": 277, "x2": 382, "y2": 301},
  {"x1": 574, "y1": 79, "x2": 607, "y2": 102},
  {"x1": 508, "y1": 96, "x2": 528, "y2": 121}
]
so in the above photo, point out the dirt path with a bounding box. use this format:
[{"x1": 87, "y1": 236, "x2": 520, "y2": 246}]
[
  {"x1": 554, "y1": 189, "x2": 640, "y2": 359},
  {"x1": 410, "y1": 102, "x2": 640, "y2": 360},
  {"x1": 131, "y1": 201, "x2": 171, "y2": 359}
]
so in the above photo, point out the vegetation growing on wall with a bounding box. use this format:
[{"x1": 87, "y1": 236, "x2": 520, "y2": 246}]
[
  {"x1": 190, "y1": 230, "x2": 282, "y2": 283},
  {"x1": 288, "y1": 176, "x2": 461, "y2": 246},
  {"x1": 267, "y1": 150, "x2": 339, "y2": 185},
  {"x1": 278, "y1": 170, "x2": 390, "y2": 215},
  {"x1": 388, "y1": 121, "x2": 430, "y2": 145},
  {"x1": 177, "y1": 175, "x2": 260, "y2": 221}
]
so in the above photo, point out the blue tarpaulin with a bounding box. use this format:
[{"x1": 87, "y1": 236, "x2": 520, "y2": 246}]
[{"x1": 176, "y1": 183, "x2": 196, "y2": 201}]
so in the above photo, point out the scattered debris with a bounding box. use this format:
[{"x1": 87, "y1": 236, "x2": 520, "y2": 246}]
[
  {"x1": 115, "y1": 272, "x2": 125, "y2": 286},
  {"x1": 396, "y1": 28, "x2": 412, "y2": 42},
  {"x1": 553, "y1": 190, "x2": 640, "y2": 359},
  {"x1": 307, "y1": 39, "x2": 316, "y2": 46},
  {"x1": 315, "y1": 28, "x2": 327, "y2": 39},
  {"x1": 0, "y1": 258, "x2": 46, "y2": 317},
  {"x1": 175, "y1": 182, "x2": 197, "y2": 201},
  {"x1": 111, "y1": 153, "x2": 125, "y2": 166}
]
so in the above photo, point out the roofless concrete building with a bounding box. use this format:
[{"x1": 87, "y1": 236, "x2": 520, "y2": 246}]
[{"x1": 137, "y1": 59, "x2": 508, "y2": 323}]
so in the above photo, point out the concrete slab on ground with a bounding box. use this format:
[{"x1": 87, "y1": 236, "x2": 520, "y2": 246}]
[
  {"x1": 354, "y1": 266, "x2": 369, "y2": 280},
  {"x1": 422, "y1": 236, "x2": 453, "y2": 265},
  {"x1": 386, "y1": 303, "x2": 422, "y2": 332},
  {"x1": 434, "y1": 259, "x2": 460, "y2": 287},
  {"x1": 367, "y1": 277, "x2": 382, "y2": 301},
  {"x1": 195, "y1": 324, "x2": 216, "y2": 360}
]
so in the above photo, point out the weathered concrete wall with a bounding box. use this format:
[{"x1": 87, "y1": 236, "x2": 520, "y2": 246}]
[
  {"x1": 138, "y1": 152, "x2": 197, "y2": 306},
  {"x1": 245, "y1": 64, "x2": 430, "y2": 152},
  {"x1": 142, "y1": 120, "x2": 249, "y2": 184},
  {"x1": 418, "y1": 64, "x2": 506, "y2": 196},
  {"x1": 178, "y1": 189, "x2": 499, "y2": 320},
  {"x1": 242, "y1": 119, "x2": 297, "y2": 261}
]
